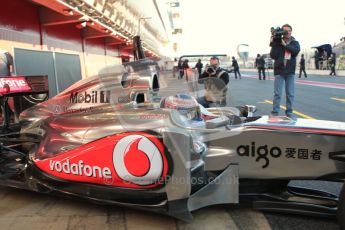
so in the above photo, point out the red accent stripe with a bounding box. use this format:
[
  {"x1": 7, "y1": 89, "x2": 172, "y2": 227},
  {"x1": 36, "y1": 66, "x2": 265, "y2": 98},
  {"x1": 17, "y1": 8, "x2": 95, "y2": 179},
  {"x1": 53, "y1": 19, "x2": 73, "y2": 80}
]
[
  {"x1": 243, "y1": 75, "x2": 345, "y2": 89},
  {"x1": 296, "y1": 79, "x2": 345, "y2": 88},
  {"x1": 246, "y1": 125, "x2": 345, "y2": 135}
]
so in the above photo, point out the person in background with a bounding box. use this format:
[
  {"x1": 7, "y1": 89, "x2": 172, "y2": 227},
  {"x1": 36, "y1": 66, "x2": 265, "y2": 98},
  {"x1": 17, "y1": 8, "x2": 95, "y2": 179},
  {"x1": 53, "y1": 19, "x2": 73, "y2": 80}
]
[
  {"x1": 0, "y1": 49, "x2": 14, "y2": 127},
  {"x1": 177, "y1": 59, "x2": 184, "y2": 79},
  {"x1": 329, "y1": 53, "x2": 336, "y2": 76},
  {"x1": 182, "y1": 59, "x2": 190, "y2": 81},
  {"x1": 313, "y1": 50, "x2": 320, "y2": 70},
  {"x1": 194, "y1": 59, "x2": 203, "y2": 78},
  {"x1": 321, "y1": 49, "x2": 328, "y2": 60},
  {"x1": 270, "y1": 24, "x2": 300, "y2": 118},
  {"x1": 231, "y1": 56, "x2": 241, "y2": 79},
  {"x1": 0, "y1": 49, "x2": 13, "y2": 77},
  {"x1": 255, "y1": 54, "x2": 266, "y2": 80},
  {"x1": 298, "y1": 54, "x2": 307, "y2": 78},
  {"x1": 197, "y1": 56, "x2": 229, "y2": 107}
]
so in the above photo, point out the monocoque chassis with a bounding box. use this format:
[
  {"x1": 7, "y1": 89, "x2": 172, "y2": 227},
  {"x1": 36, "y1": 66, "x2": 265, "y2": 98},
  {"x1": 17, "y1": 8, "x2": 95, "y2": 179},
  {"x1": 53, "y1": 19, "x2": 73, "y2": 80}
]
[{"x1": 0, "y1": 64, "x2": 345, "y2": 229}]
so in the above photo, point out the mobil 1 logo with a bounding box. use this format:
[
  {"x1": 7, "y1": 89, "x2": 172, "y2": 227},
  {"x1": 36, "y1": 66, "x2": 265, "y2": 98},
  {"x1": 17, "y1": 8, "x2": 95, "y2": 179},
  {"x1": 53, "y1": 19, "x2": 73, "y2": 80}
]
[{"x1": 70, "y1": 90, "x2": 110, "y2": 104}]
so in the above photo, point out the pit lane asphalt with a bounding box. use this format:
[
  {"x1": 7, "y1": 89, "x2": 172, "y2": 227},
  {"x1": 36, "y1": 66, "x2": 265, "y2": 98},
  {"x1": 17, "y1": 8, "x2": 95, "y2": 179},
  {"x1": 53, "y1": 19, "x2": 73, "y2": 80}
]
[
  {"x1": 0, "y1": 70, "x2": 343, "y2": 230},
  {"x1": 229, "y1": 70, "x2": 345, "y2": 122}
]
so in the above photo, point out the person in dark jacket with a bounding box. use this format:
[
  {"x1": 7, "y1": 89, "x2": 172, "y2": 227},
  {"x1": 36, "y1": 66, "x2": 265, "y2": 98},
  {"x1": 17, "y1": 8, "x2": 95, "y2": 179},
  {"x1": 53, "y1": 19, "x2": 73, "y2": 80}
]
[
  {"x1": 329, "y1": 53, "x2": 336, "y2": 76},
  {"x1": 314, "y1": 50, "x2": 320, "y2": 70},
  {"x1": 255, "y1": 54, "x2": 266, "y2": 80},
  {"x1": 197, "y1": 56, "x2": 229, "y2": 107},
  {"x1": 270, "y1": 24, "x2": 300, "y2": 118},
  {"x1": 0, "y1": 49, "x2": 13, "y2": 77},
  {"x1": 298, "y1": 54, "x2": 307, "y2": 78},
  {"x1": 177, "y1": 60, "x2": 183, "y2": 79},
  {"x1": 0, "y1": 49, "x2": 14, "y2": 128},
  {"x1": 194, "y1": 59, "x2": 203, "y2": 77},
  {"x1": 231, "y1": 56, "x2": 241, "y2": 79},
  {"x1": 182, "y1": 59, "x2": 190, "y2": 81}
]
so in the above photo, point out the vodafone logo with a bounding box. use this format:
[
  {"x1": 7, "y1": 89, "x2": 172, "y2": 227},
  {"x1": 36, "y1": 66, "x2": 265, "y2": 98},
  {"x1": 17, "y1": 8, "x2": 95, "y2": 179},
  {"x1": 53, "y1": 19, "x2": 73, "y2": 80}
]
[
  {"x1": 0, "y1": 77, "x2": 31, "y2": 94},
  {"x1": 34, "y1": 132, "x2": 168, "y2": 189},
  {"x1": 113, "y1": 134, "x2": 164, "y2": 185},
  {"x1": 0, "y1": 78, "x2": 27, "y2": 87},
  {"x1": 49, "y1": 159, "x2": 112, "y2": 178}
]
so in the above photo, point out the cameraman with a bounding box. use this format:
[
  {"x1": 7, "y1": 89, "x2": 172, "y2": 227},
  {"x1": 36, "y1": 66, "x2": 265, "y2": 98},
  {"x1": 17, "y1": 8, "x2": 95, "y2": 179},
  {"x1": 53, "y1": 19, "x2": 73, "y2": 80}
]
[
  {"x1": 270, "y1": 24, "x2": 300, "y2": 118},
  {"x1": 197, "y1": 56, "x2": 229, "y2": 108}
]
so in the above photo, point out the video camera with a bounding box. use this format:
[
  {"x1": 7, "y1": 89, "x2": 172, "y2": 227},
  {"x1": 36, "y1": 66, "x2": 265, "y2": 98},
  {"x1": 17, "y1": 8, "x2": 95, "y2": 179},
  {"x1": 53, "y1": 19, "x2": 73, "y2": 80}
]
[
  {"x1": 206, "y1": 65, "x2": 219, "y2": 75},
  {"x1": 271, "y1": 27, "x2": 288, "y2": 37},
  {"x1": 270, "y1": 27, "x2": 288, "y2": 44}
]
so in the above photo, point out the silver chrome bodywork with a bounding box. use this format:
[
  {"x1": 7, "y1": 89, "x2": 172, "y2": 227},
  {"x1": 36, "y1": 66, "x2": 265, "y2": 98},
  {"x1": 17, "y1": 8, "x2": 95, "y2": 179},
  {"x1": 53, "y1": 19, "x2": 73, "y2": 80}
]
[{"x1": 15, "y1": 63, "x2": 345, "y2": 222}]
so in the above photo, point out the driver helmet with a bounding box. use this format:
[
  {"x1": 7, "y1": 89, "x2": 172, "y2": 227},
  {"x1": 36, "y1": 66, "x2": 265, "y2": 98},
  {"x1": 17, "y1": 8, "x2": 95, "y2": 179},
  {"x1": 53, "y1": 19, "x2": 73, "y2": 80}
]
[{"x1": 160, "y1": 94, "x2": 202, "y2": 121}]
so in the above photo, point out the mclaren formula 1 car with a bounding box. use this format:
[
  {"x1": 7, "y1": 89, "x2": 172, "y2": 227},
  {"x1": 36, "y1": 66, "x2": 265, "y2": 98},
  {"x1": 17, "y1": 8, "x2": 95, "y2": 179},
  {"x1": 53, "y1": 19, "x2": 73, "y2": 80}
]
[{"x1": 1, "y1": 63, "x2": 345, "y2": 229}]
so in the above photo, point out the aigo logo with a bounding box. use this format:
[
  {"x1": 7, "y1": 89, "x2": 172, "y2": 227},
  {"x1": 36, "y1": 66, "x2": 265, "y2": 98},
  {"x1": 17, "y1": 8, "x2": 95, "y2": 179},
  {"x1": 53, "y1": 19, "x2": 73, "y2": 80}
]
[{"x1": 113, "y1": 133, "x2": 168, "y2": 186}]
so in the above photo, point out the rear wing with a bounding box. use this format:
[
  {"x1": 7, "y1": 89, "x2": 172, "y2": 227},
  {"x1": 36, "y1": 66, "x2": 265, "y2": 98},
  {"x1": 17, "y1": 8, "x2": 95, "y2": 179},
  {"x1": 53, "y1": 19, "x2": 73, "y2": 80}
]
[
  {"x1": 0, "y1": 75, "x2": 49, "y2": 131},
  {"x1": 0, "y1": 75, "x2": 49, "y2": 97}
]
